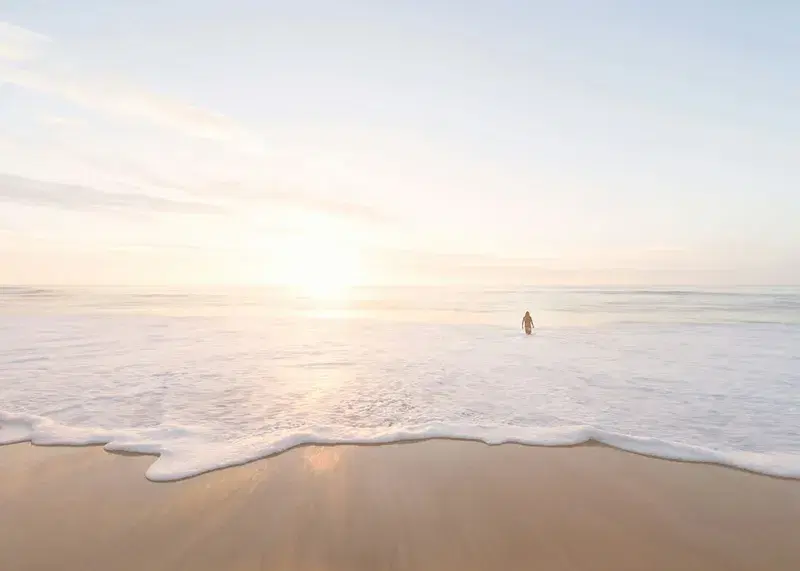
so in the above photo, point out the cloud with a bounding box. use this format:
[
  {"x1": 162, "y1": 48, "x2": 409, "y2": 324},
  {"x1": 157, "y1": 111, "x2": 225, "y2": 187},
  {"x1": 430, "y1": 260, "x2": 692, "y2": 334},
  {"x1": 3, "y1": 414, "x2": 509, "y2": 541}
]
[
  {"x1": 211, "y1": 182, "x2": 395, "y2": 225},
  {"x1": 37, "y1": 114, "x2": 85, "y2": 128},
  {"x1": 0, "y1": 21, "x2": 262, "y2": 145},
  {"x1": 266, "y1": 189, "x2": 395, "y2": 225},
  {"x1": 365, "y1": 247, "x2": 800, "y2": 286},
  {"x1": 0, "y1": 173, "x2": 221, "y2": 214},
  {"x1": 2, "y1": 66, "x2": 258, "y2": 144},
  {"x1": 0, "y1": 21, "x2": 394, "y2": 227},
  {"x1": 375, "y1": 248, "x2": 554, "y2": 269},
  {"x1": 0, "y1": 21, "x2": 50, "y2": 61}
]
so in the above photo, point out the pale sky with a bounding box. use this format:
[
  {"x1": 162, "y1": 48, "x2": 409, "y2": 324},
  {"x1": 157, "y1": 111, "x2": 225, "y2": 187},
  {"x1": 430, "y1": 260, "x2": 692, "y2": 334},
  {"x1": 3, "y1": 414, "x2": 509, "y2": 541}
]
[{"x1": 0, "y1": 1, "x2": 798, "y2": 287}]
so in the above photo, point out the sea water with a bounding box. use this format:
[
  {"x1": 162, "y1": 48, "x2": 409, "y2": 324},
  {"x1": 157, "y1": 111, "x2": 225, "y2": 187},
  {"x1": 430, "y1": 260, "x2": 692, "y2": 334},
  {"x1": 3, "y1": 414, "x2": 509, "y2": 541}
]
[{"x1": 1, "y1": 285, "x2": 798, "y2": 480}]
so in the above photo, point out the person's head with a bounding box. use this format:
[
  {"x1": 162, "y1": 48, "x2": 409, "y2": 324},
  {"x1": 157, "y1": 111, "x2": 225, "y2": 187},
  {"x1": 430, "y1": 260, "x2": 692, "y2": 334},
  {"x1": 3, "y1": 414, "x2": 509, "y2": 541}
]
[{"x1": 525, "y1": 311, "x2": 530, "y2": 317}]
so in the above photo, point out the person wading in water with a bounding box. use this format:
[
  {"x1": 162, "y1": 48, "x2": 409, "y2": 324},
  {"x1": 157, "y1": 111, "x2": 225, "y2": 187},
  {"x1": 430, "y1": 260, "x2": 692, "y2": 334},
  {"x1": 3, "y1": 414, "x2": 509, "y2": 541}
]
[{"x1": 521, "y1": 311, "x2": 534, "y2": 335}]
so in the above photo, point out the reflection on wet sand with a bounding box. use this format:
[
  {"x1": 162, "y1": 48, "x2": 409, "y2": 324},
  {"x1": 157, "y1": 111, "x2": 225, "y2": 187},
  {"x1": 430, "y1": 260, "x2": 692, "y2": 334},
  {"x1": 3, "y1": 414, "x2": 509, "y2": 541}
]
[{"x1": 1, "y1": 440, "x2": 799, "y2": 571}]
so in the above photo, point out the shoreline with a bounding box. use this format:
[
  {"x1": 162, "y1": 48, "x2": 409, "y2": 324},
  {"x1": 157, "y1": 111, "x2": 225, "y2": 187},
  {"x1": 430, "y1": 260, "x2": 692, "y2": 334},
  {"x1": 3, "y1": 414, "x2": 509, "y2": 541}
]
[
  {"x1": 2, "y1": 439, "x2": 799, "y2": 570},
  {"x1": 2, "y1": 415, "x2": 799, "y2": 481},
  {"x1": 2, "y1": 436, "x2": 800, "y2": 483}
]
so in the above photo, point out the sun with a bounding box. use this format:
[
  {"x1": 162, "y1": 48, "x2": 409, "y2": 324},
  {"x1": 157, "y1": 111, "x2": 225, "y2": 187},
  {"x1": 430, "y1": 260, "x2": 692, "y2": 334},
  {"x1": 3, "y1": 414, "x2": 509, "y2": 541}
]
[{"x1": 277, "y1": 234, "x2": 363, "y2": 299}]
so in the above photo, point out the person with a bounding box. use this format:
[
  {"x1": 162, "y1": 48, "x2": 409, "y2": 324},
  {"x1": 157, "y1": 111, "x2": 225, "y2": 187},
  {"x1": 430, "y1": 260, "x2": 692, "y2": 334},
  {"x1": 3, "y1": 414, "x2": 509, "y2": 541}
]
[{"x1": 521, "y1": 311, "x2": 534, "y2": 335}]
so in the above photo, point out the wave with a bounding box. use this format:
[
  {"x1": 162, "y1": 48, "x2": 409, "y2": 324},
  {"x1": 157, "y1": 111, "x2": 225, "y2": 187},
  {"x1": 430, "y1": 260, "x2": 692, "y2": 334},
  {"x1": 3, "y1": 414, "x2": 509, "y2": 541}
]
[
  {"x1": 2, "y1": 410, "x2": 798, "y2": 482},
  {"x1": 0, "y1": 286, "x2": 64, "y2": 298}
]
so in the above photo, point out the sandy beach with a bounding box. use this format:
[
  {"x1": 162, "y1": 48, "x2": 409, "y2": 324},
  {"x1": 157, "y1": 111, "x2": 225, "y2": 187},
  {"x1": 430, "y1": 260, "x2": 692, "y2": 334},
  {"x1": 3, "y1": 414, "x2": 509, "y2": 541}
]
[{"x1": 0, "y1": 441, "x2": 798, "y2": 571}]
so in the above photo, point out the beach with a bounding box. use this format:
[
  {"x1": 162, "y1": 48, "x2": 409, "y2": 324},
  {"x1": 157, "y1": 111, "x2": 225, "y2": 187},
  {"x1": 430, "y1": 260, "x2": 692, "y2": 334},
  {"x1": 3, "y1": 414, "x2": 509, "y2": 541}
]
[
  {"x1": 3, "y1": 0, "x2": 798, "y2": 568},
  {"x1": 2, "y1": 440, "x2": 799, "y2": 571}
]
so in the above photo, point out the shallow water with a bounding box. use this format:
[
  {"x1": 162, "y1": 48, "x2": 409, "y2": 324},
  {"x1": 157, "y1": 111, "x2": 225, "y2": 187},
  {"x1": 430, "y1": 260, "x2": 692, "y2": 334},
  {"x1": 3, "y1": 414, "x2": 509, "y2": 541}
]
[{"x1": 1, "y1": 285, "x2": 799, "y2": 480}]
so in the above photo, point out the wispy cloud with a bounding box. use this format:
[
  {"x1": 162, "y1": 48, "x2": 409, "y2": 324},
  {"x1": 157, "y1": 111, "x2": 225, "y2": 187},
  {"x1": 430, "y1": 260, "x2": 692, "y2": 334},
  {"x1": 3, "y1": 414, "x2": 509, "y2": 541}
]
[
  {"x1": 211, "y1": 182, "x2": 396, "y2": 226},
  {"x1": 0, "y1": 173, "x2": 221, "y2": 214},
  {"x1": 365, "y1": 247, "x2": 750, "y2": 286},
  {"x1": 264, "y1": 189, "x2": 395, "y2": 225},
  {"x1": 37, "y1": 114, "x2": 85, "y2": 128},
  {"x1": 0, "y1": 21, "x2": 262, "y2": 145},
  {"x1": 0, "y1": 21, "x2": 50, "y2": 61},
  {"x1": 2, "y1": 66, "x2": 258, "y2": 144},
  {"x1": 0, "y1": 20, "x2": 397, "y2": 228}
]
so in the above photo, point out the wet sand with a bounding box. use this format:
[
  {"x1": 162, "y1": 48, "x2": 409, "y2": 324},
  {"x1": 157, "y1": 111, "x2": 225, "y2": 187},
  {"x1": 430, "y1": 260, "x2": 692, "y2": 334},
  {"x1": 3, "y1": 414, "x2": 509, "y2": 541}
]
[{"x1": 1, "y1": 440, "x2": 799, "y2": 571}]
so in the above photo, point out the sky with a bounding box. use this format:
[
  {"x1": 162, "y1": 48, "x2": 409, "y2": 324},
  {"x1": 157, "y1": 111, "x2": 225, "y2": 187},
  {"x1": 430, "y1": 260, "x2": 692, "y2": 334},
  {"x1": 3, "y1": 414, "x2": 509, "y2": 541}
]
[{"x1": 0, "y1": 0, "x2": 798, "y2": 287}]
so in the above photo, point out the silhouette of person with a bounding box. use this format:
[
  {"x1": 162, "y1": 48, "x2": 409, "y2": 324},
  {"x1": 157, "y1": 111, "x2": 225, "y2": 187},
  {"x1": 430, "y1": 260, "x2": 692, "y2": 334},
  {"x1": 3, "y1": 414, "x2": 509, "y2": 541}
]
[{"x1": 522, "y1": 311, "x2": 534, "y2": 335}]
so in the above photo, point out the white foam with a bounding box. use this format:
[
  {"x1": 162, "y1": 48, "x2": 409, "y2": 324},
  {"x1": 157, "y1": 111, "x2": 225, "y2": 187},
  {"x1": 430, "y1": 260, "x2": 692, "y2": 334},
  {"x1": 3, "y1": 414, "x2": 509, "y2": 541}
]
[{"x1": 2, "y1": 411, "x2": 799, "y2": 481}]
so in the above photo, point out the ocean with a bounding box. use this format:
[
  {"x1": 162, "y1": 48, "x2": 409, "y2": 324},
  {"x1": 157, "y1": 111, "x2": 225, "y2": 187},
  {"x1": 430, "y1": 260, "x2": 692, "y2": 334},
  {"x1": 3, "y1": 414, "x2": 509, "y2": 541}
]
[{"x1": 1, "y1": 285, "x2": 798, "y2": 480}]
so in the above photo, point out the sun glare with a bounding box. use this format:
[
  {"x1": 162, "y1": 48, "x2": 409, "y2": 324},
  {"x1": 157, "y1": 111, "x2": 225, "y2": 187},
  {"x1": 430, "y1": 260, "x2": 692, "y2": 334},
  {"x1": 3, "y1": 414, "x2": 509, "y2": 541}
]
[{"x1": 277, "y1": 235, "x2": 363, "y2": 299}]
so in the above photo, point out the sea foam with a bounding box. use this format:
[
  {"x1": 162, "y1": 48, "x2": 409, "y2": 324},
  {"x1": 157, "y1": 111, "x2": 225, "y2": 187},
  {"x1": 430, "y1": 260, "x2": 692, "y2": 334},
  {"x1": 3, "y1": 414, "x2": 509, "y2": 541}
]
[{"x1": 2, "y1": 410, "x2": 799, "y2": 481}]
